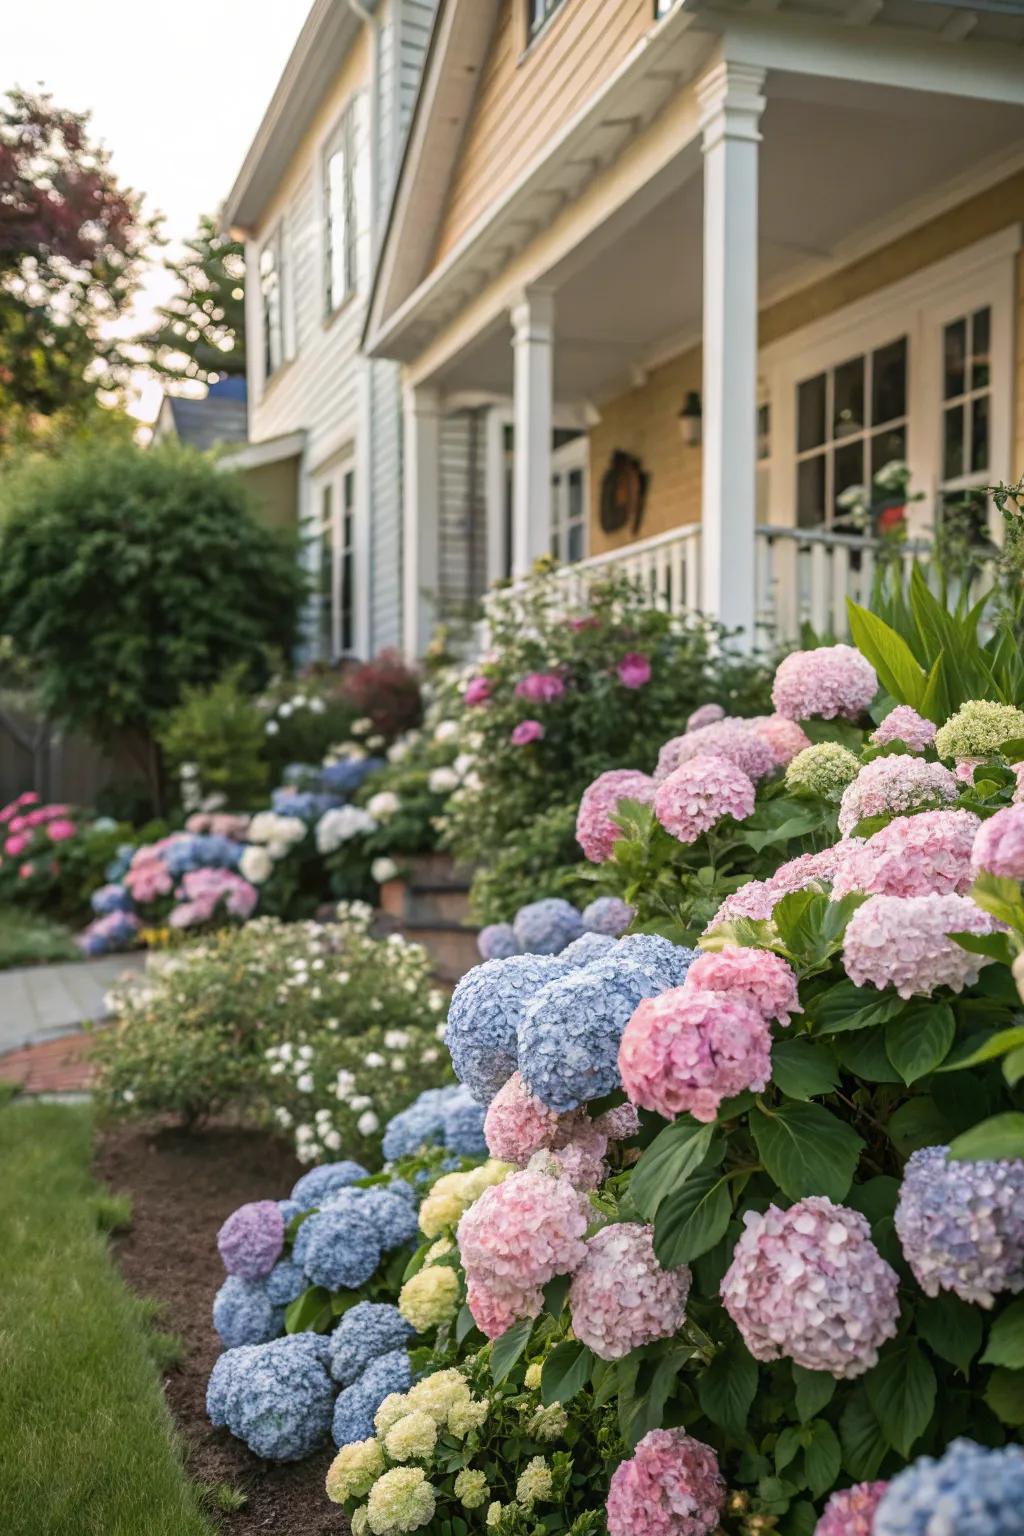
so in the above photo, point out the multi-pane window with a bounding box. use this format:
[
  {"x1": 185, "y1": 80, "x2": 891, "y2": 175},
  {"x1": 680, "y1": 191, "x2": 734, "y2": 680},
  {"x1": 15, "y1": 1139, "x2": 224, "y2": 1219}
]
[
  {"x1": 550, "y1": 435, "x2": 587, "y2": 565},
  {"x1": 794, "y1": 336, "x2": 908, "y2": 528},
  {"x1": 756, "y1": 399, "x2": 771, "y2": 523},
  {"x1": 324, "y1": 105, "x2": 361, "y2": 313},
  {"x1": 528, "y1": 0, "x2": 565, "y2": 37},
  {"x1": 338, "y1": 468, "x2": 356, "y2": 655},
  {"x1": 317, "y1": 483, "x2": 334, "y2": 659},
  {"x1": 939, "y1": 306, "x2": 993, "y2": 543},
  {"x1": 260, "y1": 229, "x2": 283, "y2": 383},
  {"x1": 316, "y1": 467, "x2": 357, "y2": 659}
]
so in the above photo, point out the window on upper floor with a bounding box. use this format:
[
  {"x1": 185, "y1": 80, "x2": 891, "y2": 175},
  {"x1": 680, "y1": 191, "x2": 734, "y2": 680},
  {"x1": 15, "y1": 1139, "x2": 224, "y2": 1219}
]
[
  {"x1": 528, "y1": 0, "x2": 565, "y2": 39},
  {"x1": 324, "y1": 102, "x2": 363, "y2": 314},
  {"x1": 260, "y1": 227, "x2": 284, "y2": 383},
  {"x1": 654, "y1": 0, "x2": 676, "y2": 15}
]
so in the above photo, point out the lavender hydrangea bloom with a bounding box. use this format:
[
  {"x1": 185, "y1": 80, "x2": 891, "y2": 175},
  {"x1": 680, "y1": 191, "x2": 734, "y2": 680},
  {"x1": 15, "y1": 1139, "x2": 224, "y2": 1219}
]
[
  {"x1": 291, "y1": 1161, "x2": 369, "y2": 1211},
  {"x1": 513, "y1": 898, "x2": 584, "y2": 955},
  {"x1": 442, "y1": 1087, "x2": 488, "y2": 1156},
  {"x1": 90, "y1": 883, "x2": 134, "y2": 916},
  {"x1": 213, "y1": 1333, "x2": 336, "y2": 1461},
  {"x1": 559, "y1": 932, "x2": 617, "y2": 966},
  {"x1": 894, "y1": 1145, "x2": 1024, "y2": 1306},
  {"x1": 874, "y1": 1438, "x2": 1024, "y2": 1535},
  {"x1": 354, "y1": 1188, "x2": 421, "y2": 1250},
  {"x1": 265, "y1": 1260, "x2": 307, "y2": 1306},
  {"x1": 217, "y1": 1200, "x2": 285, "y2": 1279},
  {"x1": 477, "y1": 923, "x2": 520, "y2": 961},
  {"x1": 332, "y1": 1349, "x2": 413, "y2": 1448},
  {"x1": 327, "y1": 1302, "x2": 415, "y2": 1385},
  {"x1": 292, "y1": 1197, "x2": 382, "y2": 1290},
  {"x1": 446, "y1": 953, "x2": 569, "y2": 1103},
  {"x1": 581, "y1": 896, "x2": 634, "y2": 936},
  {"x1": 212, "y1": 1275, "x2": 284, "y2": 1348}
]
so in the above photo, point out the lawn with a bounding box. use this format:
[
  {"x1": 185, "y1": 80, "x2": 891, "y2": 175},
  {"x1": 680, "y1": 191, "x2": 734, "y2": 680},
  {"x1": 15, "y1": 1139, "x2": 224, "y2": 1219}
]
[
  {"x1": 0, "y1": 905, "x2": 80, "y2": 970},
  {"x1": 0, "y1": 1103, "x2": 215, "y2": 1536}
]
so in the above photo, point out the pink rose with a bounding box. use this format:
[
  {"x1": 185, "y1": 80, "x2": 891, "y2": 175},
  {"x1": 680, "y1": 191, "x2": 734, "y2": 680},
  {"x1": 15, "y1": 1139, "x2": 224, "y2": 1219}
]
[
  {"x1": 511, "y1": 720, "x2": 545, "y2": 746},
  {"x1": 464, "y1": 676, "x2": 492, "y2": 707},
  {"x1": 616, "y1": 652, "x2": 651, "y2": 689},
  {"x1": 18, "y1": 862, "x2": 34, "y2": 880},
  {"x1": 46, "y1": 820, "x2": 77, "y2": 843},
  {"x1": 515, "y1": 671, "x2": 565, "y2": 703},
  {"x1": 4, "y1": 834, "x2": 29, "y2": 857}
]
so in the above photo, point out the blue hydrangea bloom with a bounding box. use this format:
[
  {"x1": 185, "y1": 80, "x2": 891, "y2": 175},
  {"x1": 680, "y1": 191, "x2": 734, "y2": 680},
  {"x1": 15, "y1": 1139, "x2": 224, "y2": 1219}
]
[
  {"x1": 207, "y1": 1343, "x2": 260, "y2": 1427},
  {"x1": 874, "y1": 1438, "x2": 1024, "y2": 1535},
  {"x1": 277, "y1": 1198, "x2": 304, "y2": 1226},
  {"x1": 212, "y1": 1334, "x2": 336, "y2": 1462},
  {"x1": 90, "y1": 883, "x2": 133, "y2": 916},
  {"x1": 518, "y1": 957, "x2": 683, "y2": 1113},
  {"x1": 271, "y1": 788, "x2": 343, "y2": 820},
  {"x1": 386, "y1": 1178, "x2": 417, "y2": 1206},
  {"x1": 104, "y1": 843, "x2": 136, "y2": 883},
  {"x1": 332, "y1": 1349, "x2": 413, "y2": 1448},
  {"x1": 611, "y1": 932, "x2": 696, "y2": 989},
  {"x1": 327, "y1": 1302, "x2": 415, "y2": 1386},
  {"x1": 513, "y1": 898, "x2": 584, "y2": 956},
  {"x1": 381, "y1": 1088, "x2": 451, "y2": 1161},
  {"x1": 446, "y1": 953, "x2": 569, "y2": 1103},
  {"x1": 581, "y1": 896, "x2": 634, "y2": 936},
  {"x1": 291, "y1": 1161, "x2": 369, "y2": 1211},
  {"x1": 355, "y1": 1189, "x2": 421, "y2": 1250},
  {"x1": 321, "y1": 758, "x2": 385, "y2": 795},
  {"x1": 559, "y1": 932, "x2": 616, "y2": 967},
  {"x1": 282, "y1": 761, "x2": 318, "y2": 785},
  {"x1": 292, "y1": 1199, "x2": 381, "y2": 1290},
  {"x1": 442, "y1": 1087, "x2": 487, "y2": 1156},
  {"x1": 212, "y1": 1275, "x2": 284, "y2": 1348},
  {"x1": 895, "y1": 1145, "x2": 1024, "y2": 1307},
  {"x1": 477, "y1": 923, "x2": 520, "y2": 961},
  {"x1": 265, "y1": 1260, "x2": 308, "y2": 1306}
]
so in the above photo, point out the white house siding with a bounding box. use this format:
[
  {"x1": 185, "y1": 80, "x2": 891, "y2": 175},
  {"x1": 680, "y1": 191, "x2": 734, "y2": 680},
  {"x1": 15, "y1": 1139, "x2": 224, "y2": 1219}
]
[{"x1": 439, "y1": 410, "x2": 489, "y2": 633}]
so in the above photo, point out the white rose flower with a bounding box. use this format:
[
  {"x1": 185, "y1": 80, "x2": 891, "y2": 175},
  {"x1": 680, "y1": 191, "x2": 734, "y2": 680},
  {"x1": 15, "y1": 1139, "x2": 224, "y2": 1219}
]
[
  {"x1": 239, "y1": 845, "x2": 273, "y2": 885},
  {"x1": 390, "y1": 1055, "x2": 406, "y2": 1070},
  {"x1": 296, "y1": 1072, "x2": 315, "y2": 1093},
  {"x1": 384, "y1": 1030, "x2": 410, "y2": 1049},
  {"x1": 357, "y1": 1110, "x2": 380, "y2": 1136},
  {"x1": 421, "y1": 1047, "x2": 440, "y2": 1064},
  {"x1": 265, "y1": 720, "x2": 280, "y2": 736},
  {"x1": 299, "y1": 1045, "x2": 314, "y2": 1061},
  {"x1": 269, "y1": 1062, "x2": 286, "y2": 1076},
  {"x1": 367, "y1": 735, "x2": 385, "y2": 751},
  {"x1": 323, "y1": 1129, "x2": 342, "y2": 1151},
  {"x1": 309, "y1": 697, "x2": 326, "y2": 714},
  {"x1": 274, "y1": 1107, "x2": 293, "y2": 1128},
  {"x1": 434, "y1": 721, "x2": 460, "y2": 743},
  {"x1": 351, "y1": 718, "x2": 374, "y2": 737},
  {"x1": 371, "y1": 857, "x2": 399, "y2": 884},
  {"x1": 428, "y1": 767, "x2": 460, "y2": 794},
  {"x1": 367, "y1": 791, "x2": 401, "y2": 820},
  {"x1": 349, "y1": 1094, "x2": 372, "y2": 1111},
  {"x1": 364, "y1": 1052, "x2": 385, "y2": 1069},
  {"x1": 278, "y1": 702, "x2": 293, "y2": 718}
]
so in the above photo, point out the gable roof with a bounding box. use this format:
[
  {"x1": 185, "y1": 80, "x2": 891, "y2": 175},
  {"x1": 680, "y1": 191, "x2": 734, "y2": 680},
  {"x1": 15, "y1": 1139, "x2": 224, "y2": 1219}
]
[{"x1": 156, "y1": 393, "x2": 249, "y2": 451}]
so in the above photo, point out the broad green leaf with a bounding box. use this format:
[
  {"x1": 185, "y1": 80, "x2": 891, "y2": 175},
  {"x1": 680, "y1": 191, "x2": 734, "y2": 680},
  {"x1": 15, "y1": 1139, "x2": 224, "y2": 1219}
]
[
  {"x1": 971, "y1": 871, "x2": 1024, "y2": 931},
  {"x1": 541, "y1": 1342, "x2": 595, "y2": 1405},
  {"x1": 948, "y1": 930, "x2": 1016, "y2": 965},
  {"x1": 751, "y1": 1101, "x2": 863, "y2": 1202},
  {"x1": 839, "y1": 1390, "x2": 888, "y2": 1481},
  {"x1": 455, "y1": 1304, "x2": 477, "y2": 1346},
  {"x1": 771, "y1": 1039, "x2": 838, "y2": 1101},
  {"x1": 847, "y1": 601, "x2": 925, "y2": 708},
  {"x1": 834, "y1": 1027, "x2": 902, "y2": 1083},
  {"x1": 774, "y1": 1425, "x2": 802, "y2": 1472},
  {"x1": 780, "y1": 1503, "x2": 817, "y2": 1536},
  {"x1": 792, "y1": 1364, "x2": 836, "y2": 1423},
  {"x1": 885, "y1": 1002, "x2": 955, "y2": 1084},
  {"x1": 622, "y1": 1348, "x2": 692, "y2": 1446},
  {"x1": 1004, "y1": 1045, "x2": 1024, "y2": 1087},
  {"x1": 981, "y1": 1299, "x2": 1024, "y2": 1369},
  {"x1": 803, "y1": 1420, "x2": 842, "y2": 1499},
  {"x1": 985, "y1": 1367, "x2": 1024, "y2": 1425},
  {"x1": 865, "y1": 1343, "x2": 936, "y2": 1457},
  {"x1": 810, "y1": 981, "x2": 905, "y2": 1037},
  {"x1": 949, "y1": 1113, "x2": 1024, "y2": 1163},
  {"x1": 490, "y1": 1316, "x2": 534, "y2": 1383},
  {"x1": 846, "y1": 1175, "x2": 899, "y2": 1228},
  {"x1": 630, "y1": 1121, "x2": 715, "y2": 1220},
  {"x1": 916, "y1": 1294, "x2": 983, "y2": 1374},
  {"x1": 653, "y1": 1168, "x2": 733, "y2": 1267},
  {"x1": 887, "y1": 1095, "x2": 952, "y2": 1157},
  {"x1": 939, "y1": 1026, "x2": 1024, "y2": 1073},
  {"x1": 697, "y1": 1340, "x2": 757, "y2": 1436},
  {"x1": 543, "y1": 1273, "x2": 570, "y2": 1318},
  {"x1": 285, "y1": 1285, "x2": 333, "y2": 1335}
]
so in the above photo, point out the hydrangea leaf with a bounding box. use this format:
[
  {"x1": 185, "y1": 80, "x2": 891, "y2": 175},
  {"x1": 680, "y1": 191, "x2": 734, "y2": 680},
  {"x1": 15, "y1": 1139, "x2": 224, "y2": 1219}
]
[
  {"x1": 839, "y1": 1389, "x2": 888, "y2": 1481},
  {"x1": 751, "y1": 1101, "x2": 863, "y2": 1202},
  {"x1": 284, "y1": 1284, "x2": 333, "y2": 1335},
  {"x1": 916, "y1": 1293, "x2": 984, "y2": 1374},
  {"x1": 885, "y1": 1001, "x2": 955, "y2": 1084},
  {"x1": 865, "y1": 1341, "x2": 936, "y2": 1457},
  {"x1": 833, "y1": 1028, "x2": 902, "y2": 1084},
  {"x1": 792, "y1": 1364, "x2": 836, "y2": 1423},
  {"x1": 490, "y1": 1316, "x2": 534, "y2": 1384},
  {"x1": 802, "y1": 1419, "x2": 842, "y2": 1499},
  {"x1": 629, "y1": 1121, "x2": 716, "y2": 1220},
  {"x1": 697, "y1": 1339, "x2": 757, "y2": 1437},
  {"x1": 985, "y1": 1367, "x2": 1024, "y2": 1425},
  {"x1": 948, "y1": 1112, "x2": 1024, "y2": 1162},
  {"x1": 770, "y1": 1040, "x2": 838, "y2": 1101},
  {"x1": 541, "y1": 1342, "x2": 595, "y2": 1406},
  {"x1": 652, "y1": 1168, "x2": 733, "y2": 1267},
  {"x1": 981, "y1": 1299, "x2": 1024, "y2": 1370},
  {"x1": 810, "y1": 981, "x2": 905, "y2": 1036}
]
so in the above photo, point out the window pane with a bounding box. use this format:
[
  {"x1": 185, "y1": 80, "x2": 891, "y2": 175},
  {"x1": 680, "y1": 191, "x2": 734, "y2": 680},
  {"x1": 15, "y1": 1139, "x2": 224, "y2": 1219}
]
[
  {"x1": 944, "y1": 318, "x2": 966, "y2": 400},
  {"x1": 567, "y1": 522, "x2": 584, "y2": 564},
  {"x1": 757, "y1": 402, "x2": 770, "y2": 462},
  {"x1": 797, "y1": 374, "x2": 826, "y2": 453},
  {"x1": 327, "y1": 148, "x2": 347, "y2": 310},
  {"x1": 832, "y1": 355, "x2": 865, "y2": 439},
  {"x1": 943, "y1": 404, "x2": 965, "y2": 481},
  {"x1": 319, "y1": 486, "x2": 333, "y2": 658},
  {"x1": 797, "y1": 455, "x2": 826, "y2": 528},
  {"x1": 971, "y1": 306, "x2": 990, "y2": 391},
  {"x1": 872, "y1": 337, "x2": 907, "y2": 426},
  {"x1": 834, "y1": 439, "x2": 864, "y2": 514},
  {"x1": 871, "y1": 426, "x2": 906, "y2": 480},
  {"x1": 567, "y1": 468, "x2": 583, "y2": 526},
  {"x1": 971, "y1": 394, "x2": 990, "y2": 475}
]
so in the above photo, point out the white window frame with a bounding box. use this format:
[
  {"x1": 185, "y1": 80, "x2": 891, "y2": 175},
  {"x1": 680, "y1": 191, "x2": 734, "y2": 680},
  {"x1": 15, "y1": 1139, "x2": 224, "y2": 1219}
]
[
  {"x1": 312, "y1": 456, "x2": 358, "y2": 660},
  {"x1": 259, "y1": 223, "x2": 284, "y2": 390},
  {"x1": 550, "y1": 435, "x2": 589, "y2": 565},
  {"x1": 760, "y1": 227, "x2": 1019, "y2": 542},
  {"x1": 321, "y1": 93, "x2": 369, "y2": 318}
]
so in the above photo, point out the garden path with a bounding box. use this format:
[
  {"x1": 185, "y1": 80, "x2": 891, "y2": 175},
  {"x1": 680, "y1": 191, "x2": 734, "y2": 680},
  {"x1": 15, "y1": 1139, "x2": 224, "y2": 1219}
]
[{"x1": 0, "y1": 954, "x2": 145, "y2": 1094}]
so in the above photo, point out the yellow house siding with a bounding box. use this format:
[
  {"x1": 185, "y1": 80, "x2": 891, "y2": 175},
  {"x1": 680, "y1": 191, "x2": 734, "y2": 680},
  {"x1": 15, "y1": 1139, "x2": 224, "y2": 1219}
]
[
  {"x1": 589, "y1": 173, "x2": 1024, "y2": 552},
  {"x1": 432, "y1": 0, "x2": 653, "y2": 269}
]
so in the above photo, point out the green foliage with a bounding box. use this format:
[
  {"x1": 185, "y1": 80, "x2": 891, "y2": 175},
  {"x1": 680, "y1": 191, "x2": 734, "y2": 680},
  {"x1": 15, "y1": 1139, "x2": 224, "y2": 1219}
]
[
  {"x1": 158, "y1": 665, "x2": 269, "y2": 810},
  {"x1": 0, "y1": 905, "x2": 78, "y2": 970},
  {"x1": 258, "y1": 669, "x2": 358, "y2": 782},
  {"x1": 0, "y1": 440, "x2": 306, "y2": 751},
  {"x1": 468, "y1": 803, "x2": 592, "y2": 926},
  {"x1": 132, "y1": 214, "x2": 245, "y2": 386},
  {"x1": 91, "y1": 1191, "x2": 133, "y2": 1234}
]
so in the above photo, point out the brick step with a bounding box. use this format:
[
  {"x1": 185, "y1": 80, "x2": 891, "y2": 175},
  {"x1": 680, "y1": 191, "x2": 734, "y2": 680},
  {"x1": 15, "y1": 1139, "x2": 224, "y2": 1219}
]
[
  {"x1": 403, "y1": 852, "x2": 474, "y2": 890},
  {"x1": 374, "y1": 913, "x2": 480, "y2": 985},
  {"x1": 379, "y1": 878, "x2": 471, "y2": 926}
]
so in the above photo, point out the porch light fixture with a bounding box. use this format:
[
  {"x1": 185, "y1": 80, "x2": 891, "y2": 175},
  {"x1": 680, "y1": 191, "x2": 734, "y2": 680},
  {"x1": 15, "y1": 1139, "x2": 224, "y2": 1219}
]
[{"x1": 677, "y1": 391, "x2": 702, "y2": 447}]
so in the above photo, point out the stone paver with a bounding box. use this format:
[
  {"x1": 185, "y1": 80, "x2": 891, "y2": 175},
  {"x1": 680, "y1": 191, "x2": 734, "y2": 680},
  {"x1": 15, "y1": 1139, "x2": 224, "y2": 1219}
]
[{"x1": 0, "y1": 953, "x2": 146, "y2": 1056}]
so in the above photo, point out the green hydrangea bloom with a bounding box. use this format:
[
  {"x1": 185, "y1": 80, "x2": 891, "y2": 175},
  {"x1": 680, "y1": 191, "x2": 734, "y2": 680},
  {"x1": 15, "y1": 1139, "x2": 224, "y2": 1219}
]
[
  {"x1": 526, "y1": 1402, "x2": 568, "y2": 1441},
  {"x1": 785, "y1": 742, "x2": 862, "y2": 801},
  {"x1": 516, "y1": 1456, "x2": 553, "y2": 1507},
  {"x1": 934, "y1": 700, "x2": 1024, "y2": 761},
  {"x1": 366, "y1": 1467, "x2": 436, "y2": 1535},
  {"x1": 398, "y1": 1265, "x2": 460, "y2": 1331},
  {"x1": 326, "y1": 1438, "x2": 386, "y2": 1503},
  {"x1": 384, "y1": 1410, "x2": 438, "y2": 1463},
  {"x1": 454, "y1": 1469, "x2": 490, "y2": 1509}
]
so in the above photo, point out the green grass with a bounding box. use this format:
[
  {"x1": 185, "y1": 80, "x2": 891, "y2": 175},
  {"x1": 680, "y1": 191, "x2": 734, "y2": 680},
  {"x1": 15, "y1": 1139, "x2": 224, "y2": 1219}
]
[
  {"x1": 0, "y1": 905, "x2": 80, "y2": 970},
  {"x1": 0, "y1": 1104, "x2": 215, "y2": 1536}
]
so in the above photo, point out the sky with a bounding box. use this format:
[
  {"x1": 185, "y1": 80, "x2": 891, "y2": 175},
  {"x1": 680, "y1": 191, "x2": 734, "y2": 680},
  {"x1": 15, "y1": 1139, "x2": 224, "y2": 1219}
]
[{"x1": 6, "y1": 1, "x2": 311, "y2": 422}]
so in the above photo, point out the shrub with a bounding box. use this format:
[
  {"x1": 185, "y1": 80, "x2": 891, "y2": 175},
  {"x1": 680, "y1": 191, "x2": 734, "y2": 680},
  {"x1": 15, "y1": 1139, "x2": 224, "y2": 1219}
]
[
  {"x1": 158, "y1": 666, "x2": 269, "y2": 811},
  {"x1": 258, "y1": 668, "x2": 359, "y2": 782},
  {"x1": 341, "y1": 651, "x2": 423, "y2": 742}
]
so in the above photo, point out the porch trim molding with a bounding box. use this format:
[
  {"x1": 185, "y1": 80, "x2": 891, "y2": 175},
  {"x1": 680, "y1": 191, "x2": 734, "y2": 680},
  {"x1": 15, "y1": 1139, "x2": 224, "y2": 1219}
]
[
  {"x1": 511, "y1": 289, "x2": 556, "y2": 574},
  {"x1": 402, "y1": 383, "x2": 443, "y2": 659}
]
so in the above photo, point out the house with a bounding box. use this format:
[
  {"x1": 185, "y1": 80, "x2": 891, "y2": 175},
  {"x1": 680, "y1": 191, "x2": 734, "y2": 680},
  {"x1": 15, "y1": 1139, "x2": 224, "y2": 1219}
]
[
  {"x1": 362, "y1": 0, "x2": 1024, "y2": 655},
  {"x1": 222, "y1": 0, "x2": 440, "y2": 661},
  {"x1": 152, "y1": 377, "x2": 249, "y2": 453}
]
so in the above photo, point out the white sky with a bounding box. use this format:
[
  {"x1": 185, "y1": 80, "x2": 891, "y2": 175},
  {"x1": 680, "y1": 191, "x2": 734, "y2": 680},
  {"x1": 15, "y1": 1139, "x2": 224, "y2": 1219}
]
[{"x1": 6, "y1": 1, "x2": 311, "y2": 422}]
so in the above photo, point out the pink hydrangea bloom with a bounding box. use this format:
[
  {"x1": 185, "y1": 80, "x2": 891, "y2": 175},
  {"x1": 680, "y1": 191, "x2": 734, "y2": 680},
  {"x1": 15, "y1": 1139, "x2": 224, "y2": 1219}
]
[
  {"x1": 484, "y1": 1071, "x2": 584, "y2": 1165},
  {"x1": 186, "y1": 812, "x2": 251, "y2": 840},
  {"x1": 511, "y1": 719, "x2": 544, "y2": 746},
  {"x1": 654, "y1": 755, "x2": 756, "y2": 846},
  {"x1": 814, "y1": 1481, "x2": 888, "y2": 1536},
  {"x1": 749, "y1": 715, "x2": 812, "y2": 767},
  {"x1": 570, "y1": 1223, "x2": 690, "y2": 1360},
  {"x1": 606, "y1": 1429, "x2": 725, "y2": 1536},
  {"x1": 1012, "y1": 761, "x2": 1024, "y2": 804},
  {"x1": 838, "y1": 755, "x2": 959, "y2": 837},
  {"x1": 656, "y1": 720, "x2": 777, "y2": 783},
  {"x1": 168, "y1": 868, "x2": 258, "y2": 928},
  {"x1": 842, "y1": 892, "x2": 998, "y2": 998},
  {"x1": 686, "y1": 703, "x2": 726, "y2": 733},
  {"x1": 595, "y1": 1102, "x2": 641, "y2": 1141},
  {"x1": 4, "y1": 833, "x2": 29, "y2": 857},
  {"x1": 871, "y1": 706, "x2": 936, "y2": 752},
  {"x1": 705, "y1": 842, "x2": 866, "y2": 931},
  {"x1": 464, "y1": 676, "x2": 492, "y2": 707},
  {"x1": 576, "y1": 769, "x2": 657, "y2": 862},
  {"x1": 515, "y1": 672, "x2": 565, "y2": 703},
  {"x1": 721, "y1": 1198, "x2": 900, "y2": 1378},
  {"x1": 527, "y1": 1128, "x2": 609, "y2": 1192},
  {"x1": 685, "y1": 946, "x2": 801, "y2": 1024},
  {"x1": 955, "y1": 756, "x2": 984, "y2": 784},
  {"x1": 831, "y1": 810, "x2": 980, "y2": 900},
  {"x1": 46, "y1": 819, "x2": 76, "y2": 842},
  {"x1": 972, "y1": 803, "x2": 1024, "y2": 879},
  {"x1": 617, "y1": 652, "x2": 651, "y2": 689},
  {"x1": 457, "y1": 1169, "x2": 589, "y2": 1337},
  {"x1": 772, "y1": 644, "x2": 878, "y2": 721},
  {"x1": 465, "y1": 1278, "x2": 535, "y2": 1338},
  {"x1": 619, "y1": 985, "x2": 772, "y2": 1122}
]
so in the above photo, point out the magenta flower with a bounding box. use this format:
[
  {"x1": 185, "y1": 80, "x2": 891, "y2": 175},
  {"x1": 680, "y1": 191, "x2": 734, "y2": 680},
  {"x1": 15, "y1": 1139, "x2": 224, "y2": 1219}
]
[
  {"x1": 18, "y1": 862, "x2": 34, "y2": 880},
  {"x1": 464, "y1": 676, "x2": 492, "y2": 707},
  {"x1": 972, "y1": 803, "x2": 1024, "y2": 880},
  {"x1": 515, "y1": 671, "x2": 565, "y2": 703},
  {"x1": 4, "y1": 833, "x2": 29, "y2": 857},
  {"x1": 619, "y1": 985, "x2": 772, "y2": 1122},
  {"x1": 617, "y1": 652, "x2": 651, "y2": 689},
  {"x1": 46, "y1": 819, "x2": 77, "y2": 843},
  {"x1": 606, "y1": 1429, "x2": 725, "y2": 1536},
  {"x1": 511, "y1": 720, "x2": 545, "y2": 746},
  {"x1": 576, "y1": 769, "x2": 657, "y2": 862}
]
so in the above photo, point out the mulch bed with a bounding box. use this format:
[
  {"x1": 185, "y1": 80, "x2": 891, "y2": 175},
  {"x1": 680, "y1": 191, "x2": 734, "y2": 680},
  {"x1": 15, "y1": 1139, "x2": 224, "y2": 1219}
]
[{"x1": 94, "y1": 1122, "x2": 341, "y2": 1536}]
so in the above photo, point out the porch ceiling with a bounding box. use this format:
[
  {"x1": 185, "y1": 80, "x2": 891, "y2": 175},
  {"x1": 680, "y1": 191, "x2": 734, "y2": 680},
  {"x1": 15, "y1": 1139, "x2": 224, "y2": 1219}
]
[{"x1": 430, "y1": 75, "x2": 1024, "y2": 405}]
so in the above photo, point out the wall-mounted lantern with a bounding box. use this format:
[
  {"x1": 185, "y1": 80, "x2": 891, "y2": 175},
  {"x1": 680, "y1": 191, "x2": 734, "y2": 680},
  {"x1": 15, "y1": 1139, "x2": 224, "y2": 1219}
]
[{"x1": 677, "y1": 390, "x2": 702, "y2": 447}]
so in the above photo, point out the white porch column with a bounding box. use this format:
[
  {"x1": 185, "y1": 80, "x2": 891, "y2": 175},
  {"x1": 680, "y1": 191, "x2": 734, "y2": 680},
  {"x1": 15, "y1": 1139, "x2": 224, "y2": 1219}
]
[
  {"x1": 511, "y1": 289, "x2": 555, "y2": 575},
  {"x1": 697, "y1": 60, "x2": 766, "y2": 644},
  {"x1": 402, "y1": 383, "x2": 441, "y2": 659}
]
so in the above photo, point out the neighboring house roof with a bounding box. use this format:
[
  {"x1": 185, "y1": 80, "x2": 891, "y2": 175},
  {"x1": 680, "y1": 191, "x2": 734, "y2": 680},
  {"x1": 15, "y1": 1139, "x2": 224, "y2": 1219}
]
[
  {"x1": 154, "y1": 393, "x2": 249, "y2": 451},
  {"x1": 222, "y1": 0, "x2": 364, "y2": 234}
]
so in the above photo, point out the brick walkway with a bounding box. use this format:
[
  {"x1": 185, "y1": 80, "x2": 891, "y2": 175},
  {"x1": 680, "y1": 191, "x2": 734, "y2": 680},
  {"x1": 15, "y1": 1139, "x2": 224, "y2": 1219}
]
[{"x1": 0, "y1": 953, "x2": 145, "y2": 1096}]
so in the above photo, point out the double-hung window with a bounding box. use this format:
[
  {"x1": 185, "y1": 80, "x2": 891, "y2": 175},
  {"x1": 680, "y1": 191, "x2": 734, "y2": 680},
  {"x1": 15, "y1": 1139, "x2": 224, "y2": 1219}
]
[
  {"x1": 324, "y1": 102, "x2": 364, "y2": 314},
  {"x1": 260, "y1": 227, "x2": 284, "y2": 384},
  {"x1": 315, "y1": 464, "x2": 357, "y2": 659},
  {"x1": 938, "y1": 305, "x2": 993, "y2": 540},
  {"x1": 528, "y1": 0, "x2": 565, "y2": 38}
]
